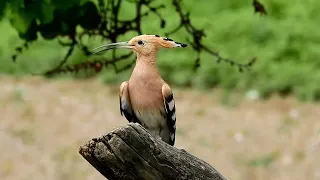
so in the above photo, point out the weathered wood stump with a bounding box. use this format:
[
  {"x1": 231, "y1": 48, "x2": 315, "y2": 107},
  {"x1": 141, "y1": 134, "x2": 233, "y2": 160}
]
[{"x1": 79, "y1": 123, "x2": 227, "y2": 180}]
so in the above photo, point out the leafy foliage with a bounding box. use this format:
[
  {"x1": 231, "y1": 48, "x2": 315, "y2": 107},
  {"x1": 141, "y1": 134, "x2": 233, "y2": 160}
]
[
  {"x1": 1, "y1": 0, "x2": 320, "y2": 102},
  {"x1": 4, "y1": 0, "x2": 255, "y2": 73}
]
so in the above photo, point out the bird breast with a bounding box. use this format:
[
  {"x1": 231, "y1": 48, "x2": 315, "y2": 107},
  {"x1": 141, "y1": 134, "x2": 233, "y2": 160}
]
[
  {"x1": 128, "y1": 76, "x2": 167, "y2": 136},
  {"x1": 128, "y1": 77, "x2": 163, "y2": 111}
]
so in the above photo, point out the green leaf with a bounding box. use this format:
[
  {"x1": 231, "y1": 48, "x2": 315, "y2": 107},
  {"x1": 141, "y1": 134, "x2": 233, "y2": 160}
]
[
  {"x1": 18, "y1": 18, "x2": 38, "y2": 41},
  {"x1": 9, "y1": 8, "x2": 35, "y2": 34},
  {"x1": 38, "y1": 2, "x2": 55, "y2": 24},
  {"x1": 78, "y1": 1, "x2": 101, "y2": 30},
  {"x1": 0, "y1": 0, "x2": 7, "y2": 21},
  {"x1": 79, "y1": 0, "x2": 90, "y2": 5},
  {"x1": 19, "y1": 0, "x2": 55, "y2": 24},
  {"x1": 6, "y1": 0, "x2": 24, "y2": 13},
  {"x1": 51, "y1": 0, "x2": 79, "y2": 10}
]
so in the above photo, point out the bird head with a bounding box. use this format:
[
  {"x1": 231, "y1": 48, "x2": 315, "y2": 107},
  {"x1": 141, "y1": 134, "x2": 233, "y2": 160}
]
[{"x1": 93, "y1": 34, "x2": 188, "y2": 57}]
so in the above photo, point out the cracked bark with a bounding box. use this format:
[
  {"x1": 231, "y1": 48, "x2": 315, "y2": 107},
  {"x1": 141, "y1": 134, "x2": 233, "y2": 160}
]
[{"x1": 79, "y1": 123, "x2": 227, "y2": 180}]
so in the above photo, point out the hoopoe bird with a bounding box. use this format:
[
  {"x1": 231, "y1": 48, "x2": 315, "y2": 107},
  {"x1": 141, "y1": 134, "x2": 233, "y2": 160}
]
[{"x1": 93, "y1": 34, "x2": 187, "y2": 146}]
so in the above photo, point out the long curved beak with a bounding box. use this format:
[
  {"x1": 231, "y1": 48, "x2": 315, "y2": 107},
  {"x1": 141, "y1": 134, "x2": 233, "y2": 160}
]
[{"x1": 92, "y1": 41, "x2": 133, "y2": 54}]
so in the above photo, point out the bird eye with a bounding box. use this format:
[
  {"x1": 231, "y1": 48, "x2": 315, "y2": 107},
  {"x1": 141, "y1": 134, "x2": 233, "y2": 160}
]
[{"x1": 137, "y1": 40, "x2": 144, "y2": 45}]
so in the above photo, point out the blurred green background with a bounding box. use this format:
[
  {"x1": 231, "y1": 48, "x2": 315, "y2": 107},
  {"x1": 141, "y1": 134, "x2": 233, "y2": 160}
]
[
  {"x1": 1, "y1": 1, "x2": 320, "y2": 180},
  {"x1": 1, "y1": 0, "x2": 320, "y2": 101}
]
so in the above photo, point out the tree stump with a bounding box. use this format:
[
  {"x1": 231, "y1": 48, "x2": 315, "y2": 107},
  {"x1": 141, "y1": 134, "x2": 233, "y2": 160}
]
[{"x1": 79, "y1": 123, "x2": 227, "y2": 180}]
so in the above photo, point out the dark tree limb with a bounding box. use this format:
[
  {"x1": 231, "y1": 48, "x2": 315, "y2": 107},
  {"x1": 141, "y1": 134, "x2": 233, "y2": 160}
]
[{"x1": 79, "y1": 123, "x2": 227, "y2": 180}]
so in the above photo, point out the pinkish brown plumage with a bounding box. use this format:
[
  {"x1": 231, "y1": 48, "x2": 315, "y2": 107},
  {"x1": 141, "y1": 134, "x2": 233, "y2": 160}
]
[{"x1": 93, "y1": 34, "x2": 187, "y2": 146}]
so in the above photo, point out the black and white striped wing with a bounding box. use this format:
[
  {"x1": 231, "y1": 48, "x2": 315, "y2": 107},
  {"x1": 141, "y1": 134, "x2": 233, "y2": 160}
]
[
  {"x1": 120, "y1": 81, "x2": 139, "y2": 123},
  {"x1": 162, "y1": 84, "x2": 176, "y2": 146}
]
